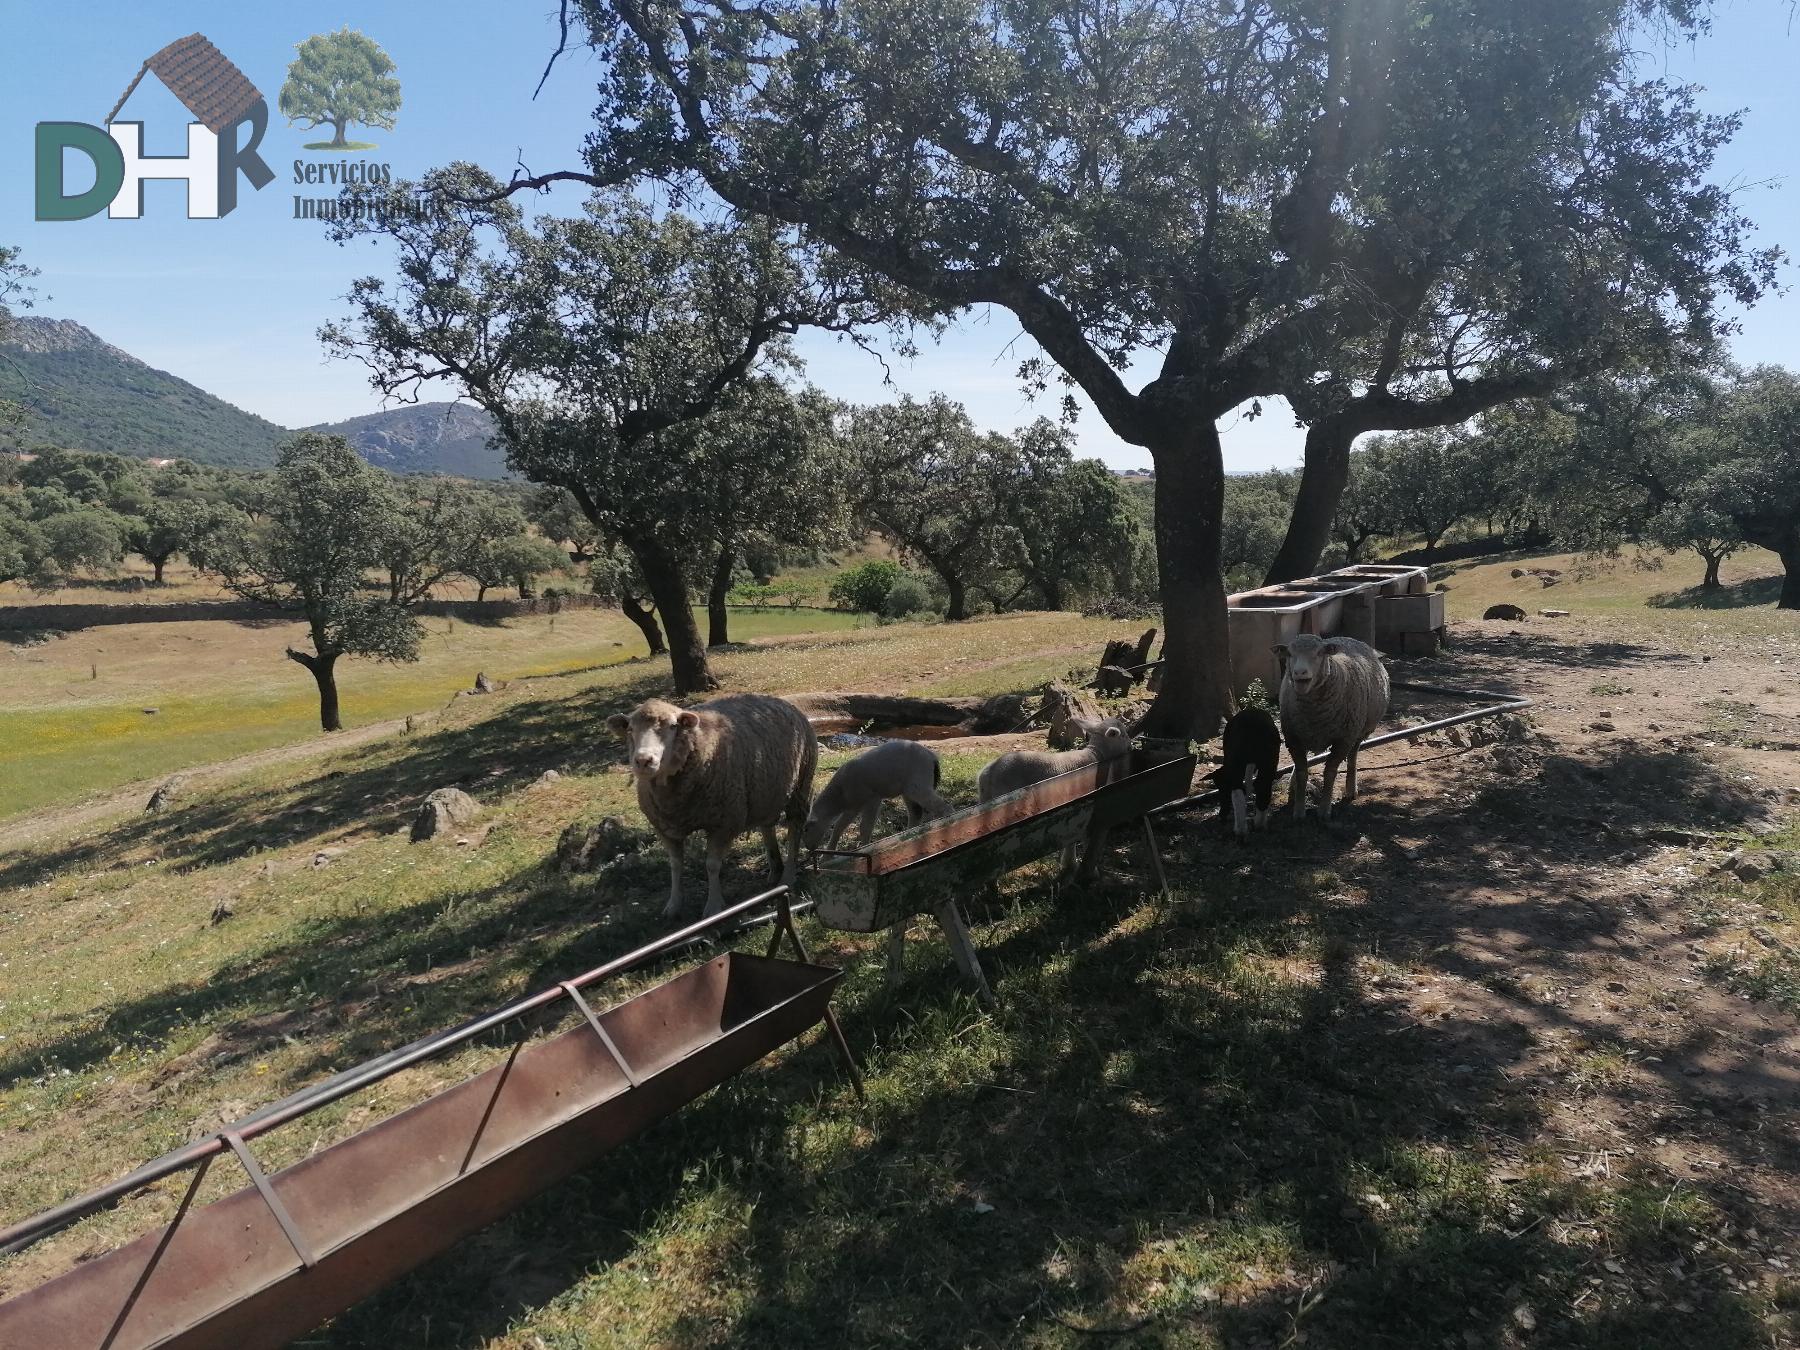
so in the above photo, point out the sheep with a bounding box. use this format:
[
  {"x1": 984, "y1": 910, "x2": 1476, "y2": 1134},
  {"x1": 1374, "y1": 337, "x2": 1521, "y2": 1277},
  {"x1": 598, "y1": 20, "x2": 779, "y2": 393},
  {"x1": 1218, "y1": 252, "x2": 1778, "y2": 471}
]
[
  {"x1": 802, "y1": 739, "x2": 952, "y2": 851},
  {"x1": 978, "y1": 716, "x2": 1132, "y2": 873},
  {"x1": 1209, "y1": 707, "x2": 1280, "y2": 837},
  {"x1": 607, "y1": 693, "x2": 817, "y2": 919},
  {"x1": 1274, "y1": 633, "x2": 1389, "y2": 823}
]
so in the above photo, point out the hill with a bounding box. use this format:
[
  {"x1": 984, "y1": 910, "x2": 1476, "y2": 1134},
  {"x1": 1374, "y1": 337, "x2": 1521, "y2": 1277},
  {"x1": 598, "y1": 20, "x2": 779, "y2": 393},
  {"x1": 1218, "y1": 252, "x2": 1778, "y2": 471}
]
[
  {"x1": 0, "y1": 317, "x2": 287, "y2": 468},
  {"x1": 308, "y1": 401, "x2": 509, "y2": 480}
]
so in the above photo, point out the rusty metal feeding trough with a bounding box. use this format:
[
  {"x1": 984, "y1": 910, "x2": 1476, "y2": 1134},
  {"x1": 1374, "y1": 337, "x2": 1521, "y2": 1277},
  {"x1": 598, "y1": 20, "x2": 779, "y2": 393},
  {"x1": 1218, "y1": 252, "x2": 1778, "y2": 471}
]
[
  {"x1": 810, "y1": 749, "x2": 1197, "y2": 998},
  {"x1": 0, "y1": 890, "x2": 848, "y2": 1350}
]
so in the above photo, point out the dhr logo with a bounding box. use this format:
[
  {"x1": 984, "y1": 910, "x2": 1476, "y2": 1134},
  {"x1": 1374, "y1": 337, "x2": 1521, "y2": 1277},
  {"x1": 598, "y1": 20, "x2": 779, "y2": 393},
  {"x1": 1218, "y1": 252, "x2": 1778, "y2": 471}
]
[{"x1": 35, "y1": 34, "x2": 275, "y2": 221}]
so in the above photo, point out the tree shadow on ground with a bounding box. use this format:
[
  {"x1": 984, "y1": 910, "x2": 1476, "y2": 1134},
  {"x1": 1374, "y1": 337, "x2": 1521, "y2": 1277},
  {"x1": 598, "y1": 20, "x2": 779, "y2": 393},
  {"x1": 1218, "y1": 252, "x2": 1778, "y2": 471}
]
[
  {"x1": 1648, "y1": 576, "x2": 1784, "y2": 610},
  {"x1": 0, "y1": 669, "x2": 675, "y2": 891},
  {"x1": 302, "y1": 738, "x2": 1786, "y2": 1348}
]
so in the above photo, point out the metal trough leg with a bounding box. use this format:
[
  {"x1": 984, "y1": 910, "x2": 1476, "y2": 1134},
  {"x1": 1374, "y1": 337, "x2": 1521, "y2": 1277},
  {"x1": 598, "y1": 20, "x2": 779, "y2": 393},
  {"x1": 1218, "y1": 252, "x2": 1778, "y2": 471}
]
[
  {"x1": 1142, "y1": 815, "x2": 1172, "y2": 903},
  {"x1": 934, "y1": 901, "x2": 995, "y2": 1006},
  {"x1": 99, "y1": 1156, "x2": 211, "y2": 1350},
  {"x1": 222, "y1": 1131, "x2": 317, "y2": 1270},
  {"x1": 767, "y1": 903, "x2": 866, "y2": 1102}
]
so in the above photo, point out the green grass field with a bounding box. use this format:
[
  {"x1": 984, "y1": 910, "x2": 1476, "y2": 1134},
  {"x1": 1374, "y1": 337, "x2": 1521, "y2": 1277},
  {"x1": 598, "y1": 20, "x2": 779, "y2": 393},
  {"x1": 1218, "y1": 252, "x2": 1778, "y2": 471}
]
[
  {"x1": 1, "y1": 603, "x2": 867, "y2": 823},
  {"x1": 3, "y1": 550, "x2": 1797, "y2": 1345}
]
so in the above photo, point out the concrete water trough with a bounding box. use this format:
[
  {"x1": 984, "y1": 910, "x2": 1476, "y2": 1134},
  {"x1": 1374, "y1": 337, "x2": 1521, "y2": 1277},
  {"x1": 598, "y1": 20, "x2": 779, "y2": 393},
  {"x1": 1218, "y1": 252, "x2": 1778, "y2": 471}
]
[
  {"x1": 810, "y1": 749, "x2": 1197, "y2": 997},
  {"x1": 0, "y1": 894, "x2": 845, "y2": 1350},
  {"x1": 1226, "y1": 563, "x2": 1439, "y2": 695}
]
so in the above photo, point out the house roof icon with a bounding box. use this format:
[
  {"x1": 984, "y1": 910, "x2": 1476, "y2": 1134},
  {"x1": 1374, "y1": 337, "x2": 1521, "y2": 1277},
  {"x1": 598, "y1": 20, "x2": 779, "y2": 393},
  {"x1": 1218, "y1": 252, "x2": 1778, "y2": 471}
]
[{"x1": 105, "y1": 34, "x2": 264, "y2": 134}]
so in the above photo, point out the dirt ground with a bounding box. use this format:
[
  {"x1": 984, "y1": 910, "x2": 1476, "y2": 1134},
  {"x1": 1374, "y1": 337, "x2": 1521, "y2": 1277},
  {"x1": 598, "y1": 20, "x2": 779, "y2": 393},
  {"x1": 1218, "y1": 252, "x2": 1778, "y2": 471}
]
[{"x1": 1162, "y1": 615, "x2": 1800, "y2": 1320}]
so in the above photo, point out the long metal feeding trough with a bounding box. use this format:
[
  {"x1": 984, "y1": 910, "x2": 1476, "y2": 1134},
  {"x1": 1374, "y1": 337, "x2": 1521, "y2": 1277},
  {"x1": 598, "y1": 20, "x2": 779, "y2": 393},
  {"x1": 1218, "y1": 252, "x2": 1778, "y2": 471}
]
[
  {"x1": 0, "y1": 889, "x2": 848, "y2": 1350},
  {"x1": 811, "y1": 749, "x2": 1197, "y2": 997}
]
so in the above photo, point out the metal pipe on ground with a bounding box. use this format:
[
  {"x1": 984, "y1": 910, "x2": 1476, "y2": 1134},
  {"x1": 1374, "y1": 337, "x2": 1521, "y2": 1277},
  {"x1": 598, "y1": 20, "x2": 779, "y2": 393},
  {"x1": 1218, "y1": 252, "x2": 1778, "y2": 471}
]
[{"x1": 1153, "y1": 681, "x2": 1532, "y2": 817}]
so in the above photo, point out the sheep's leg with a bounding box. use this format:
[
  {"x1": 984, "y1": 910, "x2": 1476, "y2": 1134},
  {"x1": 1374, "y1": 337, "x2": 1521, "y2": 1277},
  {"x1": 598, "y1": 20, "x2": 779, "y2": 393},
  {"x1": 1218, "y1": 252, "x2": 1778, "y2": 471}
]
[
  {"x1": 1287, "y1": 750, "x2": 1309, "y2": 821},
  {"x1": 1231, "y1": 786, "x2": 1250, "y2": 838},
  {"x1": 701, "y1": 839, "x2": 728, "y2": 918},
  {"x1": 1344, "y1": 743, "x2": 1360, "y2": 807},
  {"x1": 759, "y1": 823, "x2": 784, "y2": 880},
  {"x1": 661, "y1": 836, "x2": 687, "y2": 919},
  {"x1": 917, "y1": 789, "x2": 953, "y2": 819},
  {"x1": 825, "y1": 810, "x2": 853, "y2": 850},
  {"x1": 1317, "y1": 752, "x2": 1343, "y2": 824},
  {"x1": 856, "y1": 801, "x2": 880, "y2": 846},
  {"x1": 780, "y1": 813, "x2": 803, "y2": 888}
]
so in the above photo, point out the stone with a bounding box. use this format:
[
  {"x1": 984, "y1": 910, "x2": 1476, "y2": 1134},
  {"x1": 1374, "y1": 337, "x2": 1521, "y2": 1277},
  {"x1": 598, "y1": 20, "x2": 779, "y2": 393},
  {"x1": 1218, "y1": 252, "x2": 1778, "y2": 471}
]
[
  {"x1": 1729, "y1": 852, "x2": 1773, "y2": 883},
  {"x1": 1539, "y1": 608, "x2": 1570, "y2": 618},
  {"x1": 473, "y1": 672, "x2": 496, "y2": 694},
  {"x1": 411, "y1": 788, "x2": 481, "y2": 842},
  {"x1": 312, "y1": 847, "x2": 347, "y2": 867},
  {"x1": 532, "y1": 769, "x2": 563, "y2": 787}
]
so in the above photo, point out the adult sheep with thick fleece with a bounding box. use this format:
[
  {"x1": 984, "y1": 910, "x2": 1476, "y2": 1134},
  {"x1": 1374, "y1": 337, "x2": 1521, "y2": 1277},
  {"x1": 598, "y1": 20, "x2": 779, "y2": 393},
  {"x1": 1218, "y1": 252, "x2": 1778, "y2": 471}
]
[
  {"x1": 608, "y1": 694, "x2": 817, "y2": 918},
  {"x1": 1275, "y1": 633, "x2": 1389, "y2": 822},
  {"x1": 803, "y1": 740, "x2": 952, "y2": 850}
]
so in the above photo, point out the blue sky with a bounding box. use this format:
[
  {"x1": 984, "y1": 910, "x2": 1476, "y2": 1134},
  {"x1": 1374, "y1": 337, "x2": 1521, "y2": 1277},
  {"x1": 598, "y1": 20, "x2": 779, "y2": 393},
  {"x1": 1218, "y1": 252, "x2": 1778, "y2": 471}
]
[{"x1": 1, "y1": 2, "x2": 1794, "y2": 473}]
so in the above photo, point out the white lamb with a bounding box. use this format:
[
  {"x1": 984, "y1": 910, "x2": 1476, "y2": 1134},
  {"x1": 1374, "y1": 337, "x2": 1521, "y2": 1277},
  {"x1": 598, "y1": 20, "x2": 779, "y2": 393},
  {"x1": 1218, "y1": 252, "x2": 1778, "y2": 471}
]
[
  {"x1": 607, "y1": 694, "x2": 817, "y2": 918},
  {"x1": 802, "y1": 739, "x2": 952, "y2": 850},
  {"x1": 1274, "y1": 633, "x2": 1390, "y2": 822},
  {"x1": 978, "y1": 717, "x2": 1132, "y2": 873}
]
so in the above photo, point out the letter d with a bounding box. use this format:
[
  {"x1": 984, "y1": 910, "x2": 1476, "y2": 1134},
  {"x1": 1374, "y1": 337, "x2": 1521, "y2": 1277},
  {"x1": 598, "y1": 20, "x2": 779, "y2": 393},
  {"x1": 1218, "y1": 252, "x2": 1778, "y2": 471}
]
[{"x1": 35, "y1": 122, "x2": 125, "y2": 221}]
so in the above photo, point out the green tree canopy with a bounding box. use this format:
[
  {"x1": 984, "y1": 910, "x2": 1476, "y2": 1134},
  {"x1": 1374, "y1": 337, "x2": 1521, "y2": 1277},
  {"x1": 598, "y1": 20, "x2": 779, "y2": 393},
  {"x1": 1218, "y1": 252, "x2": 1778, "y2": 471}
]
[
  {"x1": 514, "y1": 0, "x2": 1771, "y2": 736},
  {"x1": 212, "y1": 434, "x2": 423, "y2": 732},
  {"x1": 280, "y1": 28, "x2": 401, "y2": 148}
]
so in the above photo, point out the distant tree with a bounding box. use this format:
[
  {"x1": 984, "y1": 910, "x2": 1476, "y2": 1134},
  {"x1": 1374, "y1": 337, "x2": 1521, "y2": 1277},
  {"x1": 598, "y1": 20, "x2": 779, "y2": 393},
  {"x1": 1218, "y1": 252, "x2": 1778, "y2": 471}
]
[
  {"x1": 0, "y1": 493, "x2": 47, "y2": 586},
  {"x1": 1680, "y1": 366, "x2": 1800, "y2": 610},
  {"x1": 1220, "y1": 472, "x2": 1299, "y2": 587},
  {"x1": 1331, "y1": 452, "x2": 1396, "y2": 565},
  {"x1": 279, "y1": 28, "x2": 401, "y2": 148},
  {"x1": 454, "y1": 499, "x2": 565, "y2": 599},
  {"x1": 1648, "y1": 498, "x2": 1743, "y2": 591},
  {"x1": 989, "y1": 422, "x2": 1138, "y2": 612},
  {"x1": 526, "y1": 487, "x2": 603, "y2": 564},
  {"x1": 212, "y1": 434, "x2": 422, "y2": 732},
  {"x1": 374, "y1": 477, "x2": 478, "y2": 605},
  {"x1": 845, "y1": 397, "x2": 1011, "y2": 621},
  {"x1": 36, "y1": 508, "x2": 125, "y2": 580},
  {"x1": 828, "y1": 560, "x2": 904, "y2": 614},
  {"x1": 678, "y1": 380, "x2": 848, "y2": 646},
  {"x1": 1360, "y1": 430, "x2": 1484, "y2": 562},
  {"x1": 127, "y1": 498, "x2": 202, "y2": 584},
  {"x1": 827, "y1": 559, "x2": 903, "y2": 615}
]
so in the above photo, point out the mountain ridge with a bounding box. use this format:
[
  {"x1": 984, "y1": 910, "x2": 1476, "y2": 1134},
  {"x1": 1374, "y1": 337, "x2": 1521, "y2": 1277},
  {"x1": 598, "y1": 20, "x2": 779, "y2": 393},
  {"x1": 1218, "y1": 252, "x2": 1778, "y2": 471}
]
[{"x1": 0, "y1": 316, "x2": 507, "y2": 478}]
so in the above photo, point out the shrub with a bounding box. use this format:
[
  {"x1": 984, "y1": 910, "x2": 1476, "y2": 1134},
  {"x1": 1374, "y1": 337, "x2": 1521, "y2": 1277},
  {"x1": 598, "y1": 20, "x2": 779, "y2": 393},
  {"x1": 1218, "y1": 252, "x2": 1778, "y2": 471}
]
[
  {"x1": 882, "y1": 574, "x2": 934, "y2": 619},
  {"x1": 828, "y1": 559, "x2": 903, "y2": 612}
]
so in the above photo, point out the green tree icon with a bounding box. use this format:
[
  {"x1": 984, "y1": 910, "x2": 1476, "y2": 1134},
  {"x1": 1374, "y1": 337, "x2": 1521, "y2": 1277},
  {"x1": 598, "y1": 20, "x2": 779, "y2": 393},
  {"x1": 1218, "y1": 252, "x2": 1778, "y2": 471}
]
[{"x1": 279, "y1": 28, "x2": 400, "y2": 151}]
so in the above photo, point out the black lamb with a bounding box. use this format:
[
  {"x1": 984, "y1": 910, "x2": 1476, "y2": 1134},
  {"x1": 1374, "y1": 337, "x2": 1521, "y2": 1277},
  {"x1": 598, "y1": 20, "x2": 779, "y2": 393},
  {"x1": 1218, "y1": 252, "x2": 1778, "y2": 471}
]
[{"x1": 1211, "y1": 707, "x2": 1281, "y2": 837}]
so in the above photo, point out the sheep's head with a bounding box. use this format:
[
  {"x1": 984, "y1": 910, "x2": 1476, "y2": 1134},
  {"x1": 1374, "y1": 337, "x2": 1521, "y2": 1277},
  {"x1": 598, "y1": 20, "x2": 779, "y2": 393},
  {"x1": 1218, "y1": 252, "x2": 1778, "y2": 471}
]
[
  {"x1": 1072, "y1": 716, "x2": 1132, "y2": 759},
  {"x1": 607, "y1": 698, "x2": 698, "y2": 778},
  {"x1": 1273, "y1": 635, "x2": 1341, "y2": 693}
]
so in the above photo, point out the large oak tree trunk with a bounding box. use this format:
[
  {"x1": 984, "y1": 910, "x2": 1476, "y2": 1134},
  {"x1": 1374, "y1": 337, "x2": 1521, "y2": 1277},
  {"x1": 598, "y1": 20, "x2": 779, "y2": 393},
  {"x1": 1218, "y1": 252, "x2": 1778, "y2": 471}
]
[
  {"x1": 151, "y1": 557, "x2": 168, "y2": 585},
  {"x1": 632, "y1": 535, "x2": 716, "y2": 694},
  {"x1": 1266, "y1": 418, "x2": 1355, "y2": 584},
  {"x1": 1780, "y1": 542, "x2": 1800, "y2": 611},
  {"x1": 287, "y1": 647, "x2": 343, "y2": 733},
  {"x1": 944, "y1": 575, "x2": 968, "y2": 622},
  {"x1": 621, "y1": 595, "x2": 666, "y2": 655},
  {"x1": 1139, "y1": 423, "x2": 1234, "y2": 741},
  {"x1": 707, "y1": 541, "x2": 734, "y2": 647},
  {"x1": 1700, "y1": 551, "x2": 1723, "y2": 591}
]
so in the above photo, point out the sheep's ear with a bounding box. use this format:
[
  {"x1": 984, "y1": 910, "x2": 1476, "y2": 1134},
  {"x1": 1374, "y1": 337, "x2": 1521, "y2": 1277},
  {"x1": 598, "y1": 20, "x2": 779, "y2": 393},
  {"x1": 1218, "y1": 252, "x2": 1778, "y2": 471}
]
[
  {"x1": 606, "y1": 714, "x2": 628, "y2": 737},
  {"x1": 1321, "y1": 640, "x2": 1342, "y2": 656},
  {"x1": 1103, "y1": 725, "x2": 1124, "y2": 739},
  {"x1": 1271, "y1": 644, "x2": 1289, "y2": 660},
  {"x1": 677, "y1": 710, "x2": 700, "y2": 730},
  {"x1": 1070, "y1": 716, "x2": 1095, "y2": 735}
]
